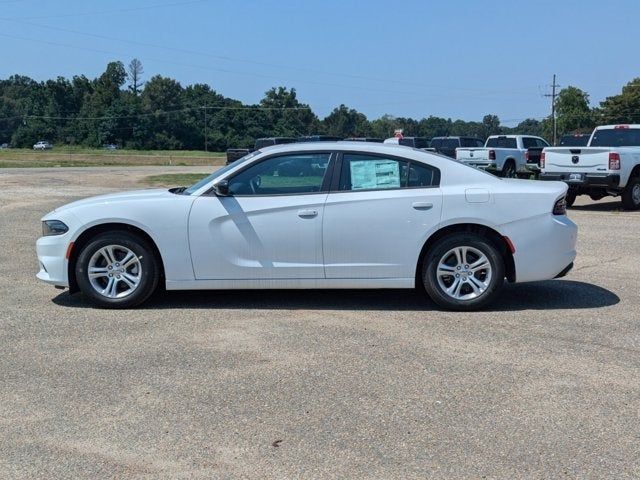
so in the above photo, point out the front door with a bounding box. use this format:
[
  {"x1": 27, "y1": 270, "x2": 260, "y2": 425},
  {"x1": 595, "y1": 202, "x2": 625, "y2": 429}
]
[{"x1": 189, "y1": 152, "x2": 333, "y2": 280}]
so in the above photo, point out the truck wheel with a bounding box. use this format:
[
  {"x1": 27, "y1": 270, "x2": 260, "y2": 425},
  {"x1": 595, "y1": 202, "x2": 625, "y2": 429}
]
[
  {"x1": 501, "y1": 161, "x2": 516, "y2": 178},
  {"x1": 566, "y1": 191, "x2": 577, "y2": 208},
  {"x1": 621, "y1": 177, "x2": 640, "y2": 210}
]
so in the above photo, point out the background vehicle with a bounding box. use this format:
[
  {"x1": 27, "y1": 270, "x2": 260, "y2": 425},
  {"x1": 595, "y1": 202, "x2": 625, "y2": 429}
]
[
  {"x1": 430, "y1": 136, "x2": 483, "y2": 158},
  {"x1": 33, "y1": 141, "x2": 53, "y2": 150},
  {"x1": 383, "y1": 136, "x2": 431, "y2": 150},
  {"x1": 0, "y1": 143, "x2": 10, "y2": 149},
  {"x1": 37, "y1": 143, "x2": 576, "y2": 312},
  {"x1": 343, "y1": 137, "x2": 383, "y2": 143},
  {"x1": 226, "y1": 137, "x2": 297, "y2": 164},
  {"x1": 226, "y1": 148, "x2": 251, "y2": 165},
  {"x1": 456, "y1": 135, "x2": 550, "y2": 178},
  {"x1": 297, "y1": 135, "x2": 342, "y2": 142},
  {"x1": 559, "y1": 134, "x2": 590, "y2": 147},
  {"x1": 103, "y1": 143, "x2": 119, "y2": 150},
  {"x1": 540, "y1": 125, "x2": 640, "y2": 209},
  {"x1": 254, "y1": 137, "x2": 297, "y2": 149}
]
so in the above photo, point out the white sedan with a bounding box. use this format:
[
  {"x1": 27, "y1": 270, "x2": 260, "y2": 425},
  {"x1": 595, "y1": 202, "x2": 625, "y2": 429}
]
[{"x1": 36, "y1": 142, "x2": 577, "y2": 310}]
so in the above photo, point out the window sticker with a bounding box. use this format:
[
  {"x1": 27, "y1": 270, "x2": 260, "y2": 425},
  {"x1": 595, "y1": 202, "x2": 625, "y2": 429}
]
[{"x1": 350, "y1": 160, "x2": 400, "y2": 190}]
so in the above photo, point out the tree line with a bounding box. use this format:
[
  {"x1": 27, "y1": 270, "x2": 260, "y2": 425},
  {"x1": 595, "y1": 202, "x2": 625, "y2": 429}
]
[{"x1": 1, "y1": 59, "x2": 638, "y2": 150}]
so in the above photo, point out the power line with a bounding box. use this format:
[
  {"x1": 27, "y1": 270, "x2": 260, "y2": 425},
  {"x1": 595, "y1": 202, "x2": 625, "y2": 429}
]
[
  {"x1": 0, "y1": 0, "x2": 211, "y2": 20},
  {"x1": 0, "y1": 17, "x2": 541, "y2": 97}
]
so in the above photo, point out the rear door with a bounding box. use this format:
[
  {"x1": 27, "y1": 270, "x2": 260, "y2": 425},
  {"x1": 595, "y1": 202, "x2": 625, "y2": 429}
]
[{"x1": 322, "y1": 152, "x2": 443, "y2": 279}]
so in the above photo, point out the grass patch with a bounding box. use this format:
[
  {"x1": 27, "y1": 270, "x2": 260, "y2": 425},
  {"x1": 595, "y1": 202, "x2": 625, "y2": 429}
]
[
  {"x1": 142, "y1": 173, "x2": 209, "y2": 187},
  {"x1": 0, "y1": 148, "x2": 225, "y2": 167}
]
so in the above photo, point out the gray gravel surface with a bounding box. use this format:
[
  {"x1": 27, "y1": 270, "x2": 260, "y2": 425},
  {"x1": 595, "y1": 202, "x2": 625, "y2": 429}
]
[{"x1": 0, "y1": 167, "x2": 638, "y2": 479}]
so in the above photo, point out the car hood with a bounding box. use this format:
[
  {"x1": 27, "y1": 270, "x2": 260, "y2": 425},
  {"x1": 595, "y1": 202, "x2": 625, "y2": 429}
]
[{"x1": 51, "y1": 188, "x2": 174, "y2": 213}]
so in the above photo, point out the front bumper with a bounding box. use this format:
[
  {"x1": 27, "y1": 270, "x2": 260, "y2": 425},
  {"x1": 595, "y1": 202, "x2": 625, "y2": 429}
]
[
  {"x1": 36, "y1": 234, "x2": 70, "y2": 287},
  {"x1": 539, "y1": 172, "x2": 620, "y2": 188}
]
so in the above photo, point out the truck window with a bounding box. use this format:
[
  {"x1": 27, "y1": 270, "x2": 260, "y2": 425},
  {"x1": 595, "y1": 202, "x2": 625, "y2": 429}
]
[
  {"x1": 460, "y1": 138, "x2": 478, "y2": 148},
  {"x1": 443, "y1": 138, "x2": 459, "y2": 149},
  {"x1": 486, "y1": 137, "x2": 517, "y2": 149},
  {"x1": 590, "y1": 128, "x2": 640, "y2": 147},
  {"x1": 521, "y1": 137, "x2": 536, "y2": 149}
]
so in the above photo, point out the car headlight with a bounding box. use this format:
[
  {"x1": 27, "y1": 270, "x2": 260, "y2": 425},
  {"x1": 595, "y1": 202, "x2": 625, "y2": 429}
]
[{"x1": 42, "y1": 220, "x2": 69, "y2": 236}]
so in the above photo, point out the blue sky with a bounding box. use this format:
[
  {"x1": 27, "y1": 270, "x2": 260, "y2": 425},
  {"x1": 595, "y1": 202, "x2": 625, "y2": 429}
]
[{"x1": 1, "y1": 0, "x2": 638, "y2": 125}]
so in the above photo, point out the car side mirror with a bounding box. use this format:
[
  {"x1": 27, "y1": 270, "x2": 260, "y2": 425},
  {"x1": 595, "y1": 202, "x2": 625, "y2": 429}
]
[{"x1": 213, "y1": 180, "x2": 230, "y2": 196}]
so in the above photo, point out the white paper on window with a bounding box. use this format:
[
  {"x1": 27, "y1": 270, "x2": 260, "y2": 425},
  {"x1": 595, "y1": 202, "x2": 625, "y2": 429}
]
[{"x1": 350, "y1": 160, "x2": 400, "y2": 190}]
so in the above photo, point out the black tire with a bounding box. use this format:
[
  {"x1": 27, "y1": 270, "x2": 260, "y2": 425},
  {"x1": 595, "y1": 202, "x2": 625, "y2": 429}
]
[
  {"x1": 566, "y1": 191, "x2": 577, "y2": 208},
  {"x1": 421, "y1": 233, "x2": 505, "y2": 311},
  {"x1": 621, "y1": 177, "x2": 640, "y2": 210},
  {"x1": 75, "y1": 231, "x2": 160, "y2": 308},
  {"x1": 500, "y1": 161, "x2": 516, "y2": 178}
]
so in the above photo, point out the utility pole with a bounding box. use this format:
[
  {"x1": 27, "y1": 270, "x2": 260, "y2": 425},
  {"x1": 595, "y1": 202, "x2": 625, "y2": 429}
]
[
  {"x1": 203, "y1": 105, "x2": 208, "y2": 152},
  {"x1": 544, "y1": 74, "x2": 560, "y2": 145}
]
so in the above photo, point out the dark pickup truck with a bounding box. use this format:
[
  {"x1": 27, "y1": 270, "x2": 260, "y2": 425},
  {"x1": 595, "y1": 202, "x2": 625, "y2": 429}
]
[
  {"x1": 523, "y1": 136, "x2": 552, "y2": 175},
  {"x1": 430, "y1": 136, "x2": 483, "y2": 158}
]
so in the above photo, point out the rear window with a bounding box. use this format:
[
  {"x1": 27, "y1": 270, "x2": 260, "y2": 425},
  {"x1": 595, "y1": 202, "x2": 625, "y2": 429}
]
[
  {"x1": 589, "y1": 128, "x2": 640, "y2": 147},
  {"x1": 559, "y1": 135, "x2": 589, "y2": 147},
  {"x1": 486, "y1": 137, "x2": 517, "y2": 149},
  {"x1": 460, "y1": 138, "x2": 481, "y2": 148}
]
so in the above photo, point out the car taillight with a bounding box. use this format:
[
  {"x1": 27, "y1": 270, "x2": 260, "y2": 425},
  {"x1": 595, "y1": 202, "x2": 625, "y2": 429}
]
[
  {"x1": 609, "y1": 152, "x2": 620, "y2": 170},
  {"x1": 488, "y1": 149, "x2": 496, "y2": 160},
  {"x1": 553, "y1": 196, "x2": 567, "y2": 215},
  {"x1": 525, "y1": 151, "x2": 529, "y2": 162},
  {"x1": 540, "y1": 152, "x2": 546, "y2": 169}
]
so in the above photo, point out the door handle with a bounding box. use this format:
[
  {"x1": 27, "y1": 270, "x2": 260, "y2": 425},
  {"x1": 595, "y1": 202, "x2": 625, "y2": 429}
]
[
  {"x1": 412, "y1": 202, "x2": 433, "y2": 210},
  {"x1": 298, "y1": 209, "x2": 318, "y2": 218}
]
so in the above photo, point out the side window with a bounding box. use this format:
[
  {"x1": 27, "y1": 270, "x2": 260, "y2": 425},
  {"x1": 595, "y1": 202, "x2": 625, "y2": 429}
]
[
  {"x1": 475, "y1": 139, "x2": 484, "y2": 147},
  {"x1": 536, "y1": 138, "x2": 550, "y2": 148},
  {"x1": 521, "y1": 137, "x2": 536, "y2": 149},
  {"x1": 228, "y1": 153, "x2": 331, "y2": 195},
  {"x1": 338, "y1": 153, "x2": 438, "y2": 191}
]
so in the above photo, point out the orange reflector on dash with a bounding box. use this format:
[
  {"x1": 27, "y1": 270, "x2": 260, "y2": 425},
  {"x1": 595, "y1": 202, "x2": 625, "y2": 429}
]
[
  {"x1": 503, "y1": 236, "x2": 516, "y2": 254},
  {"x1": 65, "y1": 242, "x2": 74, "y2": 259}
]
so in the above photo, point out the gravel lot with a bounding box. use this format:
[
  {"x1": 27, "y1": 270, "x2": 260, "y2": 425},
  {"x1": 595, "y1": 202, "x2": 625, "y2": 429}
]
[{"x1": 1, "y1": 166, "x2": 638, "y2": 479}]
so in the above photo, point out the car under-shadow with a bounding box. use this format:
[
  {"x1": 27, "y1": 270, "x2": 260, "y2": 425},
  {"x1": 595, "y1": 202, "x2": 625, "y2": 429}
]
[
  {"x1": 53, "y1": 280, "x2": 619, "y2": 312},
  {"x1": 570, "y1": 200, "x2": 634, "y2": 212}
]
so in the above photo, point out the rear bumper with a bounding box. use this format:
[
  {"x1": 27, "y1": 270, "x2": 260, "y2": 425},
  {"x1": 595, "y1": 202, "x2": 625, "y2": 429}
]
[
  {"x1": 539, "y1": 172, "x2": 620, "y2": 188},
  {"x1": 525, "y1": 162, "x2": 540, "y2": 172},
  {"x1": 502, "y1": 214, "x2": 577, "y2": 283}
]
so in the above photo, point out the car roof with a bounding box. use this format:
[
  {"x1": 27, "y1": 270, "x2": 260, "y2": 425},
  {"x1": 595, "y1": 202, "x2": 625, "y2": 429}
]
[{"x1": 257, "y1": 141, "x2": 462, "y2": 169}]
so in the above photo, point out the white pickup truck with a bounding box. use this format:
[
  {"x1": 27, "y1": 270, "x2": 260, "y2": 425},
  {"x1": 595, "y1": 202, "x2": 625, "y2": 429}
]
[
  {"x1": 540, "y1": 125, "x2": 640, "y2": 209},
  {"x1": 455, "y1": 135, "x2": 550, "y2": 178}
]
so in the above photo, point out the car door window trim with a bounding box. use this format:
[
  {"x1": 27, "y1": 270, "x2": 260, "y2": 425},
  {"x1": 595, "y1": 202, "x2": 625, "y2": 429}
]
[{"x1": 330, "y1": 151, "x2": 441, "y2": 193}]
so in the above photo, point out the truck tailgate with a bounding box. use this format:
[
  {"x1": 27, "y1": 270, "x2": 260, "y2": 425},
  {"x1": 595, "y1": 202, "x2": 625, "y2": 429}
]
[
  {"x1": 455, "y1": 148, "x2": 490, "y2": 162},
  {"x1": 544, "y1": 147, "x2": 612, "y2": 172}
]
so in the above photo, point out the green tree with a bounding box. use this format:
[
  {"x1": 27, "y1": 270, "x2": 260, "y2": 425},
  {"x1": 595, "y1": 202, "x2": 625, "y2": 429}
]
[
  {"x1": 322, "y1": 104, "x2": 370, "y2": 137},
  {"x1": 598, "y1": 78, "x2": 640, "y2": 124},
  {"x1": 555, "y1": 86, "x2": 593, "y2": 136}
]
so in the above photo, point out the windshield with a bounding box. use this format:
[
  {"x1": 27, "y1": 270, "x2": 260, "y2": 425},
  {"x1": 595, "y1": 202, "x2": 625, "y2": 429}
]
[
  {"x1": 590, "y1": 128, "x2": 640, "y2": 147},
  {"x1": 183, "y1": 150, "x2": 261, "y2": 195}
]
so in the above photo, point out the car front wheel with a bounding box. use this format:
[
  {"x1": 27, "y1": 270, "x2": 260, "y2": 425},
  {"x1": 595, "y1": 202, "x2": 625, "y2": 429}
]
[
  {"x1": 75, "y1": 231, "x2": 160, "y2": 308},
  {"x1": 422, "y1": 234, "x2": 505, "y2": 311}
]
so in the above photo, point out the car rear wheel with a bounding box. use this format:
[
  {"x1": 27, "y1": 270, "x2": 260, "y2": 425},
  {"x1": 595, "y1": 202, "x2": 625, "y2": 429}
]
[
  {"x1": 75, "y1": 232, "x2": 160, "y2": 308},
  {"x1": 621, "y1": 177, "x2": 640, "y2": 210},
  {"x1": 422, "y1": 234, "x2": 505, "y2": 311}
]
